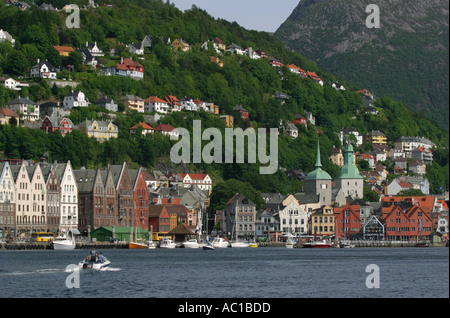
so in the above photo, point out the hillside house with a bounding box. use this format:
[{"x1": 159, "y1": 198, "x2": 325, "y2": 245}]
[
  {"x1": 30, "y1": 59, "x2": 58, "y2": 79},
  {"x1": 53, "y1": 45, "x2": 74, "y2": 56},
  {"x1": 41, "y1": 116, "x2": 74, "y2": 136},
  {"x1": 0, "y1": 108, "x2": 19, "y2": 126},
  {"x1": 119, "y1": 95, "x2": 144, "y2": 113},
  {"x1": 94, "y1": 96, "x2": 118, "y2": 112},
  {"x1": 101, "y1": 57, "x2": 144, "y2": 80},
  {"x1": 0, "y1": 29, "x2": 15, "y2": 46},
  {"x1": 79, "y1": 120, "x2": 118, "y2": 142},
  {"x1": 85, "y1": 41, "x2": 104, "y2": 56},
  {"x1": 129, "y1": 122, "x2": 154, "y2": 136},
  {"x1": 144, "y1": 96, "x2": 169, "y2": 114},
  {"x1": 153, "y1": 124, "x2": 179, "y2": 139},
  {"x1": 63, "y1": 90, "x2": 89, "y2": 109},
  {"x1": 233, "y1": 105, "x2": 249, "y2": 121},
  {"x1": 412, "y1": 147, "x2": 433, "y2": 164},
  {"x1": 171, "y1": 39, "x2": 190, "y2": 52},
  {"x1": 0, "y1": 77, "x2": 29, "y2": 91},
  {"x1": 6, "y1": 96, "x2": 39, "y2": 122}
]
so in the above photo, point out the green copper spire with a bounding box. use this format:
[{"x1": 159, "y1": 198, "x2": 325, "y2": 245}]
[
  {"x1": 315, "y1": 139, "x2": 322, "y2": 168},
  {"x1": 305, "y1": 138, "x2": 332, "y2": 180},
  {"x1": 337, "y1": 141, "x2": 363, "y2": 179}
]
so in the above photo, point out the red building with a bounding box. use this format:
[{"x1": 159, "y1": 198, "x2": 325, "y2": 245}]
[
  {"x1": 292, "y1": 114, "x2": 307, "y2": 127},
  {"x1": 233, "y1": 105, "x2": 249, "y2": 121},
  {"x1": 41, "y1": 116, "x2": 74, "y2": 136},
  {"x1": 334, "y1": 203, "x2": 362, "y2": 239},
  {"x1": 380, "y1": 204, "x2": 433, "y2": 241},
  {"x1": 149, "y1": 205, "x2": 170, "y2": 233},
  {"x1": 130, "y1": 167, "x2": 149, "y2": 230}
]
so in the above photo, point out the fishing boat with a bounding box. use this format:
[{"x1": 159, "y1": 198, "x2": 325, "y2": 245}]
[
  {"x1": 128, "y1": 226, "x2": 148, "y2": 249},
  {"x1": 129, "y1": 240, "x2": 147, "y2": 249},
  {"x1": 53, "y1": 230, "x2": 77, "y2": 250},
  {"x1": 159, "y1": 237, "x2": 176, "y2": 249},
  {"x1": 78, "y1": 255, "x2": 111, "y2": 270},
  {"x1": 302, "y1": 239, "x2": 334, "y2": 248},
  {"x1": 203, "y1": 240, "x2": 214, "y2": 250},
  {"x1": 212, "y1": 237, "x2": 230, "y2": 248},
  {"x1": 231, "y1": 241, "x2": 249, "y2": 248},
  {"x1": 183, "y1": 239, "x2": 200, "y2": 248}
]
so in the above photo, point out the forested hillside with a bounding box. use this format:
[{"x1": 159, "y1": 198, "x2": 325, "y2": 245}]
[
  {"x1": 0, "y1": 0, "x2": 448, "y2": 195},
  {"x1": 275, "y1": 0, "x2": 449, "y2": 131}
]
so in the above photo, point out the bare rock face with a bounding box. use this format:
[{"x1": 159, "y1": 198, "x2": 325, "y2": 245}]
[{"x1": 275, "y1": 0, "x2": 449, "y2": 130}]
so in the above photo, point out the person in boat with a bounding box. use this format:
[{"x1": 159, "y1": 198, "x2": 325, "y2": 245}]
[
  {"x1": 89, "y1": 248, "x2": 97, "y2": 263},
  {"x1": 97, "y1": 252, "x2": 104, "y2": 263}
]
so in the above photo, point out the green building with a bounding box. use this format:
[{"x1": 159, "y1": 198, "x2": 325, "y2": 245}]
[{"x1": 90, "y1": 226, "x2": 149, "y2": 242}]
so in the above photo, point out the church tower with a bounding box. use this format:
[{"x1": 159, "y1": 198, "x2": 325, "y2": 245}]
[
  {"x1": 334, "y1": 142, "x2": 364, "y2": 205},
  {"x1": 305, "y1": 140, "x2": 332, "y2": 205}
]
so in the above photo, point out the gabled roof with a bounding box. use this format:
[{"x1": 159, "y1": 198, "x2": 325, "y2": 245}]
[
  {"x1": 153, "y1": 124, "x2": 175, "y2": 132},
  {"x1": 129, "y1": 122, "x2": 154, "y2": 130},
  {"x1": 144, "y1": 96, "x2": 167, "y2": 104}
]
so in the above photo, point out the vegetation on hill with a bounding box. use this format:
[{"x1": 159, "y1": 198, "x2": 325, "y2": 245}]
[
  {"x1": 274, "y1": 0, "x2": 449, "y2": 131},
  {"x1": 0, "y1": 0, "x2": 448, "y2": 198}
]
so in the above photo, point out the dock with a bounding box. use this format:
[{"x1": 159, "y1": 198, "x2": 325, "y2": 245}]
[{"x1": 0, "y1": 242, "x2": 129, "y2": 250}]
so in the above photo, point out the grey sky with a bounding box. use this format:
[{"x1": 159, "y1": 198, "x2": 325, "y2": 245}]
[{"x1": 168, "y1": 0, "x2": 300, "y2": 32}]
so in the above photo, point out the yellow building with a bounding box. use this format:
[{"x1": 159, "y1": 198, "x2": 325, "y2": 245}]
[
  {"x1": 79, "y1": 120, "x2": 118, "y2": 142},
  {"x1": 310, "y1": 205, "x2": 334, "y2": 236},
  {"x1": 220, "y1": 115, "x2": 234, "y2": 128},
  {"x1": 365, "y1": 130, "x2": 387, "y2": 145},
  {"x1": 171, "y1": 39, "x2": 191, "y2": 52}
]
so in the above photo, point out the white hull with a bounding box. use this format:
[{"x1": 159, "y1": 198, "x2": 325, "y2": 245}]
[
  {"x1": 212, "y1": 238, "x2": 230, "y2": 248},
  {"x1": 78, "y1": 260, "x2": 111, "y2": 270},
  {"x1": 159, "y1": 238, "x2": 177, "y2": 249},
  {"x1": 146, "y1": 241, "x2": 157, "y2": 249},
  {"x1": 231, "y1": 241, "x2": 249, "y2": 248},
  {"x1": 53, "y1": 240, "x2": 76, "y2": 250},
  {"x1": 183, "y1": 240, "x2": 200, "y2": 248},
  {"x1": 286, "y1": 243, "x2": 294, "y2": 249}
]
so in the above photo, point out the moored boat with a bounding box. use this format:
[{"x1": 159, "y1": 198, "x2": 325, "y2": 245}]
[
  {"x1": 231, "y1": 241, "x2": 249, "y2": 248},
  {"x1": 159, "y1": 237, "x2": 176, "y2": 249},
  {"x1": 249, "y1": 243, "x2": 258, "y2": 248},
  {"x1": 146, "y1": 240, "x2": 157, "y2": 249},
  {"x1": 302, "y1": 239, "x2": 334, "y2": 248},
  {"x1": 183, "y1": 239, "x2": 200, "y2": 249},
  {"x1": 53, "y1": 230, "x2": 77, "y2": 250},
  {"x1": 212, "y1": 237, "x2": 230, "y2": 248},
  {"x1": 129, "y1": 241, "x2": 147, "y2": 249}
]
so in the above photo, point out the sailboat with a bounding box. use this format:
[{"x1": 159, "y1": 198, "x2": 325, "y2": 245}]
[{"x1": 128, "y1": 226, "x2": 147, "y2": 249}]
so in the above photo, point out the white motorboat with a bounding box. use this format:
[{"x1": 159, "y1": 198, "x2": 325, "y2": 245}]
[
  {"x1": 182, "y1": 239, "x2": 200, "y2": 249},
  {"x1": 212, "y1": 237, "x2": 230, "y2": 248},
  {"x1": 231, "y1": 241, "x2": 249, "y2": 248},
  {"x1": 146, "y1": 240, "x2": 157, "y2": 249},
  {"x1": 78, "y1": 256, "x2": 111, "y2": 270},
  {"x1": 53, "y1": 231, "x2": 76, "y2": 250},
  {"x1": 159, "y1": 237, "x2": 176, "y2": 249},
  {"x1": 203, "y1": 241, "x2": 214, "y2": 250},
  {"x1": 339, "y1": 242, "x2": 355, "y2": 248}
]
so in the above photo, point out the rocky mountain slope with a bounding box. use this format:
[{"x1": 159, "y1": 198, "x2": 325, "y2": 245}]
[{"x1": 275, "y1": 0, "x2": 449, "y2": 130}]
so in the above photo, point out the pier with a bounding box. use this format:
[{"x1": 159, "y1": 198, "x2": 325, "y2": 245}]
[{"x1": 0, "y1": 242, "x2": 129, "y2": 250}]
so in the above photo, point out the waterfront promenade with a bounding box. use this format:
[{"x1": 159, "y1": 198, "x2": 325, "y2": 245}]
[{"x1": 1, "y1": 240, "x2": 447, "y2": 250}]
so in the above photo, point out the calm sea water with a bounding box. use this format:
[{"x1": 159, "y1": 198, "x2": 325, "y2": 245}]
[{"x1": 0, "y1": 247, "x2": 448, "y2": 298}]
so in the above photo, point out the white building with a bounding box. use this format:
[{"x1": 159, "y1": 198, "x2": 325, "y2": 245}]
[
  {"x1": 56, "y1": 161, "x2": 78, "y2": 232},
  {"x1": 0, "y1": 77, "x2": 29, "y2": 91},
  {"x1": 179, "y1": 173, "x2": 212, "y2": 191},
  {"x1": 394, "y1": 136, "x2": 436, "y2": 152},
  {"x1": 144, "y1": 96, "x2": 170, "y2": 114},
  {"x1": 279, "y1": 197, "x2": 309, "y2": 235},
  {"x1": 0, "y1": 29, "x2": 15, "y2": 46},
  {"x1": 63, "y1": 90, "x2": 89, "y2": 109},
  {"x1": 30, "y1": 59, "x2": 58, "y2": 79},
  {"x1": 0, "y1": 162, "x2": 16, "y2": 240}
]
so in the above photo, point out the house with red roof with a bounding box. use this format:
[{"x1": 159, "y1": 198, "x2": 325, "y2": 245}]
[
  {"x1": 0, "y1": 108, "x2": 19, "y2": 126},
  {"x1": 165, "y1": 95, "x2": 181, "y2": 112},
  {"x1": 292, "y1": 114, "x2": 307, "y2": 127},
  {"x1": 129, "y1": 122, "x2": 154, "y2": 136},
  {"x1": 153, "y1": 124, "x2": 179, "y2": 138},
  {"x1": 306, "y1": 72, "x2": 323, "y2": 86},
  {"x1": 412, "y1": 147, "x2": 433, "y2": 164},
  {"x1": 53, "y1": 45, "x2": 74, "y2": 56},
  {"x1": 144, "y1": 96, "x2": 169, "y2": 113},
  {"x1": 101, "y1": 57, "x2": 143, "y2": 80},
  {"x1": 179, "y1": 173, "x2": 212, "y2": 191}
]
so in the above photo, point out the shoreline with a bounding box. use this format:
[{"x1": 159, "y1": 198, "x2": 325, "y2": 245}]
[{"x1": 1, "y1": 241, "x2": 447, "y2": 250}]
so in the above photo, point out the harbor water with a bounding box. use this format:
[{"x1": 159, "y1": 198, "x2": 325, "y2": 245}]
[{"x1": 0, "y1": 247, "x2": 448, "y2": 298}]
